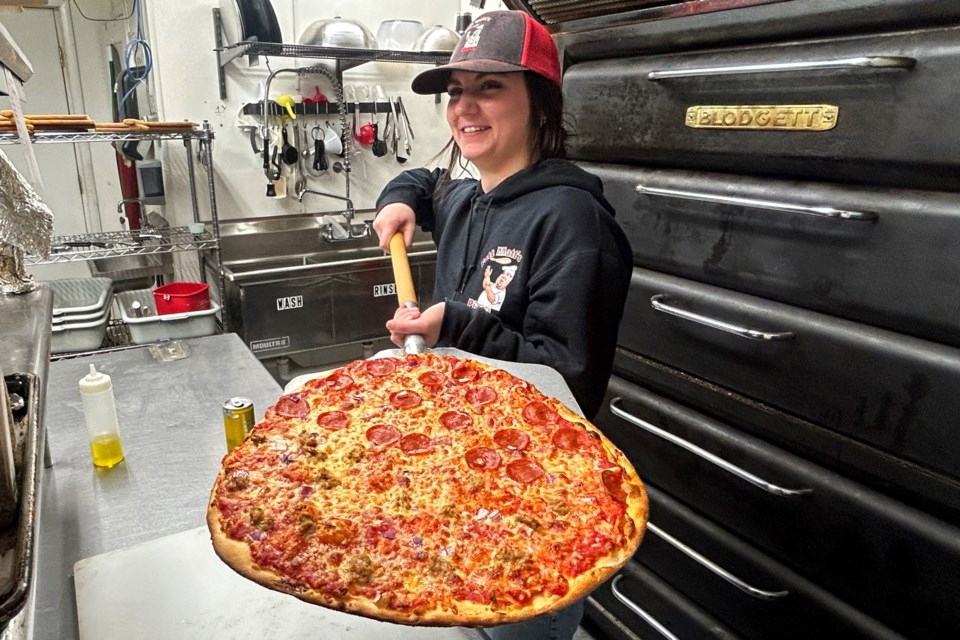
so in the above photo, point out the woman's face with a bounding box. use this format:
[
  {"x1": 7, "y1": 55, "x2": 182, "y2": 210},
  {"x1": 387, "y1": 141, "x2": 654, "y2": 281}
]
[{"x1": 446, "y1": 70, "x2": 534, "y2": 176}]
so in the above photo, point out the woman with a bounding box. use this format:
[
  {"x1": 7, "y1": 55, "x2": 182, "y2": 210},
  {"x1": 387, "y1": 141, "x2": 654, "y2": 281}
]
[{"x1": 373, "y1": 11, "x2": 632, "y2": 639}]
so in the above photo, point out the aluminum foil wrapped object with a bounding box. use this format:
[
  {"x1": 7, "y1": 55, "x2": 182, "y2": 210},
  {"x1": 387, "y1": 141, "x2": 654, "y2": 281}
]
[{"x1": 0, "y1": 148, "x2": 53, "y2": 294}]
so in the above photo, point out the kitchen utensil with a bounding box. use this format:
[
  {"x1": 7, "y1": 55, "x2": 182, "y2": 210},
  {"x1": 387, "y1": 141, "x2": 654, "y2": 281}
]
[
  {"x1": 397, "y1": 96, "x2": 415, "y2": 140},
  {"x1": 386, "y1": 91, "x2": 406, "y2": 164},
  {"x1": 371, "y1": 91, "x2": 387, "y2": 157},
  {"x1": 413, "y1": 25, "x2": 460, "y2": 52},
  {"x1": 298, "y1": 17, "x2": 377, "y2": 49},
  {"x1": 218, "y1": 0, "x2": 282, "y2": 45},
  {"x1": 292, "y1": 124, "x2": 306, "y2": 193},
  {"x1": 376, "y1": 19, "x2": 424, "y2": 50},
  {"x1": 322, "y1": 121, "x2": 343, "y2": 155},
  {"x1": 312, "y1": 126, "x2": 328, "y2": 172},
  {"x1": 280, "y1": 125, "x2": 298, "y2": 165},
  {"x1": 275, "y1": 94, "x2": 297, "y2": 120}
]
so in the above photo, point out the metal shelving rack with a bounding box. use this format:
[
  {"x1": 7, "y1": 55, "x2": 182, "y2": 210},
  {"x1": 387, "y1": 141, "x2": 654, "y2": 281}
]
[{"x1": 7, "y1": 122, "x2": 228, "y2": 341}]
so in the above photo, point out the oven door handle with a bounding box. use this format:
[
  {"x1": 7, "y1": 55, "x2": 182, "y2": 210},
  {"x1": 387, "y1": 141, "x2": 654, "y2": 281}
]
[
  {"x1": 636, "y1": 183, "x2": 879, "y2": 222},
  {"x1": 609, "y1": 397, "x2": 812, "y2": 497},
  {"x1": 646, "y1": 523, "x2": 791, "y2": 599},
  {"x1": 609, "y1": 574, "x2": 681, "y2": 640},
  {"x1": 650, "y1": 294, "x2": 795, "y2": 341},
  {"x1": 647, "y1": 55, "x2": 916, "y2": 80}
]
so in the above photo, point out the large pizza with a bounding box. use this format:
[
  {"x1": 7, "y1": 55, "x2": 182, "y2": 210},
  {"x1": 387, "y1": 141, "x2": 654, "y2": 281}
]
[{"x1": 207, "y1": 353, "x2": 647, "y2": 626}]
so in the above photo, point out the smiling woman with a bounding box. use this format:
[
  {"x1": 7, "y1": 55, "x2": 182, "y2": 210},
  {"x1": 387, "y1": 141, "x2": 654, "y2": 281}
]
[
  {"x1": 445, "y1": 71, "x2": 533, "y2": 190},
  {"x1": 370, "y1": 10, "x2": 635, "y2": 640}
]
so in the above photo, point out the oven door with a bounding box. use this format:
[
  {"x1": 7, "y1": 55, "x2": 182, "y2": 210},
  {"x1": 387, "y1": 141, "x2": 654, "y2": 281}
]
[{"x1": 565, "y1": 25, "x2": 960, "y2": 190}]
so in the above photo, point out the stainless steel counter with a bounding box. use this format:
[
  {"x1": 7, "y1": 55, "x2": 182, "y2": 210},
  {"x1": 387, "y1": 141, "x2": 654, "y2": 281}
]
[
  {"x1": 33, "y1": 333, "x2": 282, "y2": 640},
  {"x1": 0, "y1": 285, "x2": 51, "y2": 640},
  {"x1": 0, "y1": 284, "x2": 52, "y2": 380}
]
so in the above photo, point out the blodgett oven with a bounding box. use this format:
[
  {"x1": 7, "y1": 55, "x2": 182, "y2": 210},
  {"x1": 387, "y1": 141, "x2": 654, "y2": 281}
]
[{"x1": 505, "y1": 0, "x2": 960, "y2": 637}]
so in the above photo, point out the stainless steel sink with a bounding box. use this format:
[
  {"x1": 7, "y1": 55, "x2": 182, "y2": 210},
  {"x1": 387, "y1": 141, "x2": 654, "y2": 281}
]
[
  {"x1": 90, "y1": 254, "x2": 172, "y2": 292},
  {"x1": 224, "y1": 256, "x2": 320, "y2": 276},
  {"x1": 211, "y1": 213, "x2": 437, "y2": 359}
]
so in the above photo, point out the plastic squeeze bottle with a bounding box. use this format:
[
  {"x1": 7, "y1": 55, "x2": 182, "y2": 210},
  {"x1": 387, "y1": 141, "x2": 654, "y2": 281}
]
[{"x1": 79, "y1": 364, "x2": 125, "y2": 468}]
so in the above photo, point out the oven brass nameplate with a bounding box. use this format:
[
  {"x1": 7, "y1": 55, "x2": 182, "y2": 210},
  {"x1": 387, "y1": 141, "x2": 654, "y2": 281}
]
[{"x1": 685, "y1": 105, "x2": 839, "y2": 131}]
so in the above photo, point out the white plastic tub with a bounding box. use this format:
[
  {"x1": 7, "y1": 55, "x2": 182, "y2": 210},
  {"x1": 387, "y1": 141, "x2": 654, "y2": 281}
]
[
  {"x1": 116, "y1": 289, "x2": 219, "y2": 345},
  {"x1": 51, "y1": 312, "x2": 110, "y2": 354},
  {"x1": 49, "y1": 277, "x2": 113, "y2": 317}
]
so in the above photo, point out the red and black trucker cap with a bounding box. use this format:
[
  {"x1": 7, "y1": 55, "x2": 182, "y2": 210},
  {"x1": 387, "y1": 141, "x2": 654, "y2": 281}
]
[{"x1": 411, "y1": 11, "x2": 561, "y2": 95}]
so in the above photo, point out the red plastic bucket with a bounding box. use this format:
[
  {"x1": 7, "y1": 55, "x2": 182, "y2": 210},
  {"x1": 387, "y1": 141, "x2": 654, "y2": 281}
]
[{"x1": 153, "y1": 282, "x2": 210, "y2": 314}]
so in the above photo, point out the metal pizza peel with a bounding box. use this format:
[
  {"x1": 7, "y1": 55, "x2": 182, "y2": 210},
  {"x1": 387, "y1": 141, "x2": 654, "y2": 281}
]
[{"x1": 285, "y1": 234, "x2": 582, "y2": 415}]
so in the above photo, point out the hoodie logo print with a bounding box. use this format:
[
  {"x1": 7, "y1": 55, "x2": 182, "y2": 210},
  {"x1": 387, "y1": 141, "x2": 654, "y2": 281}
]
[{"x1": 467, "y1": 246, "x2": 522, "y2": 313}]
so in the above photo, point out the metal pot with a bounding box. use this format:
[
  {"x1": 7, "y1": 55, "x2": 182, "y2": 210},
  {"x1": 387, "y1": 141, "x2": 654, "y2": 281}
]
[
  {"x1": 299, "y1": 17, "x2": 377, "y2": 49},
  {"x1": 414, "y1": 25, "x2": 460, "y2": 52}
]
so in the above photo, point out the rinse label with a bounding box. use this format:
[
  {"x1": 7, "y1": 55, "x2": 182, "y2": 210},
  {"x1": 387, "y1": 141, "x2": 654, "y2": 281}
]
[{"x1": 373, "y1": 283, "x2": 397, "y2": 298}]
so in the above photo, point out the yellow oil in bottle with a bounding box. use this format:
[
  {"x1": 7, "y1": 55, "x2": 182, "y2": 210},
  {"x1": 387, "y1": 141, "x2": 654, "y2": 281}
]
[{"x1": 89, "y1": 433, "x2": 124, "y2": 468}]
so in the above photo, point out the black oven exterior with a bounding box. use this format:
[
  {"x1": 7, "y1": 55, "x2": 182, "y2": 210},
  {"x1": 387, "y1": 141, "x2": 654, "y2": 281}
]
[{"x1": 533, "y1": 0, "x2": 960, "y2": 637}]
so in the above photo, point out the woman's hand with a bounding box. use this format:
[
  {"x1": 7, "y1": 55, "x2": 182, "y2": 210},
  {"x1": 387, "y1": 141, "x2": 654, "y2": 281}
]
[
  {"x1": 386, "y1": 302, "x2": 445, "y2": 348},
  {"x1": 373, "y1": 203, "x2": 417, "y2": 252}
]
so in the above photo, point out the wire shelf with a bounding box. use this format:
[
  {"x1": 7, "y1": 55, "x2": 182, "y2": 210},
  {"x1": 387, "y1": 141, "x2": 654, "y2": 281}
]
[
  {"x1": 0, "y1": 129, "x2": 211, "y2": 145},
  {"x1": 30, "y1": 228, "x2": 218, "y2": 264},
  {"x1": 218, "y1": 41, "x2": 451, "y2": 66}
]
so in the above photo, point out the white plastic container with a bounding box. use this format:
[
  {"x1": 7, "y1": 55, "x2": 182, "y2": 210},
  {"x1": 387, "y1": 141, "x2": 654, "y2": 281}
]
[
  {"x1": 116, "y1": 289, "x2": 219, "y2": 344},
  {"x1": 78, "y1": 364, "x2": 125, "y2": 468},
  {"x1": 51, "y1": 311, "x2": 111, "y2": 354}
]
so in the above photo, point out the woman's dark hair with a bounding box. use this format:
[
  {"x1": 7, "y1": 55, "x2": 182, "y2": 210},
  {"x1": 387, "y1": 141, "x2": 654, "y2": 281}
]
[{"x1": 438, "y1": 71, "x2": 568, "y2": 184}]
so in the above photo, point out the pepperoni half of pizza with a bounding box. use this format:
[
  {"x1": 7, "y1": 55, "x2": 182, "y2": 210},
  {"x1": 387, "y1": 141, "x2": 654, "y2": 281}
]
[{"x1": 207, "y1": 353, "x2": 647, "y2": 626}]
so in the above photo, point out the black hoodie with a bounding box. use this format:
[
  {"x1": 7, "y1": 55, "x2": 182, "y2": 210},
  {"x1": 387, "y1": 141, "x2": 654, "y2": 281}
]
[{"x1": 376, "y1": 159, "x2": 632, "y2": 419}]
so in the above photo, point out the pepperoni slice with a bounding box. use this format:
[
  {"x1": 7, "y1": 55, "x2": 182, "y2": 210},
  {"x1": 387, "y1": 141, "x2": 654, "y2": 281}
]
[
  {"x1": 602, "y1": 468, "x2": 629, "y2": 503},
  {"x1": 466, "y1": 386, "x2": 497, "y2": 406},
  {"x1": 522, "y1": 401, "x2": 557, "y2": 425},
  {"x1": 552, "y1": 426, "x2": 590, "y2": 450},
  {"x1": 322, "y1": 373, "x2": 354, "y2": 390},
  {"x1": 399, "y1": 433, "x2": 434, "y2": 455},
  {"x1": 439, "y1": 410, "x2": 473, "y2": 431},
  {"x1": 275, "y1": 394, "x2": 309, "y2": 419},
  {"x1": 366, "y1": 359, "x2": 397, "y2": 377},
  {"x1": 317, "y1": 410, "x2": 350, "y2": 431},
  {"x1": 365, "y1": 424, "x2": 401, "y2": 446},
  {"x1": 493, "y1": 428, "x2": 530, "y2": 451},
  {"x1": 418, "y1": 371, "x2": 447, "y2": 387},
  {"x1": 390, "y1": 390, "x2": 422, "y2": 410},
  {"x1": 506, "y1": 458, "x2": 545, "y2": 484},
  {"x1": 465, "y1": 447, "x2": 502, "y2": 470},
  {"x1": 451, "y1": 364, "x2": 478, "y2": 384}
]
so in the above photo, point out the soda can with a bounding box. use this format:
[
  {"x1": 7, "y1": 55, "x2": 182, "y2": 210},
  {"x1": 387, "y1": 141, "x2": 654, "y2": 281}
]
[{"x1": 223, "y1": 397, "x2": 255, "y2": 452}]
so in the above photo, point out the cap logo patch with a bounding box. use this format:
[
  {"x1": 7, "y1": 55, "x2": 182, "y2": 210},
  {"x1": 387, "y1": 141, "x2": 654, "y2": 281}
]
[{"x1": 461, "y1": 18, "x2": 488, "y2": 51}]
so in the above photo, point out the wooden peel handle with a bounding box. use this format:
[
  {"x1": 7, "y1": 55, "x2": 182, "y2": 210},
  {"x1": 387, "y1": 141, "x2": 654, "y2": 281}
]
[{"x1": 389, "y1": 233, "x2": 418, "y2": 308}]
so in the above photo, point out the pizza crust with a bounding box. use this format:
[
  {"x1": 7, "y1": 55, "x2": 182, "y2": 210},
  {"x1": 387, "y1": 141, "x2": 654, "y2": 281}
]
[{"x1": 207, "y1": 354, "x2": 648, "y2": 627}]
